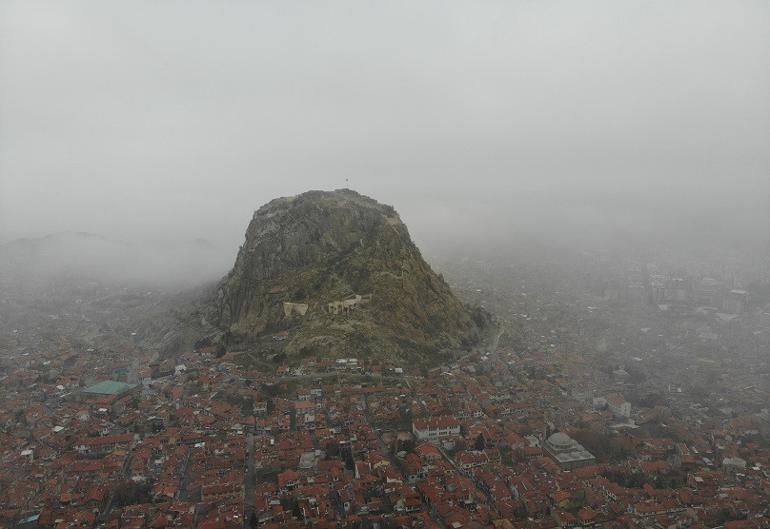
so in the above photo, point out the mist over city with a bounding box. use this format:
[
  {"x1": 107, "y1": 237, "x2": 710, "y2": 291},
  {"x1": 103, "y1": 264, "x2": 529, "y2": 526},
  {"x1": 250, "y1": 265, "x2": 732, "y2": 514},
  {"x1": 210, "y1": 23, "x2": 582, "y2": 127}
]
[{"x1": 1, "y1": 2, "x2": 769, "y2": 528}]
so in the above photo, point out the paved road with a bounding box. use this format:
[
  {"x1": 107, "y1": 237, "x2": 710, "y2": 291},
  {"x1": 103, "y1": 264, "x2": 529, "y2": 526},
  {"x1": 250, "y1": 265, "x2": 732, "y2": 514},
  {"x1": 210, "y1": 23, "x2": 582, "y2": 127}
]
[
  {"x1": 98, "y1": 451, "x2": 134, "y2": 523},
  {"x1": 244, "y1": 433, "x2": 255, "y2": 528}
]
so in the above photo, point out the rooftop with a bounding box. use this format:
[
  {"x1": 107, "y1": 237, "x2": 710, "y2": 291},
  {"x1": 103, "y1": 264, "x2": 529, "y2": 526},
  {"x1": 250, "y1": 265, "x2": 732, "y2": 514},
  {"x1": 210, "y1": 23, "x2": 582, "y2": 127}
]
[
  {"x1": 545, "y1": 432, "x2": 595, "y2": 465},
  {"x1": 82, "y1": 380, "x2": 137, "y2": 396}
]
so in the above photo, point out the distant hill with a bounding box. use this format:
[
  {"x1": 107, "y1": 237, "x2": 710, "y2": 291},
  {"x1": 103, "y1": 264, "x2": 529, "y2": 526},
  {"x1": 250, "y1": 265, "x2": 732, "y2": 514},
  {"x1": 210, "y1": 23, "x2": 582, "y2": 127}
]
[
  {"x1": 208, "y1": 189, "x2": 492, "y2": 365},
  {"x1": 0, "y1": 231, "x2": 229, "y2": 290}
]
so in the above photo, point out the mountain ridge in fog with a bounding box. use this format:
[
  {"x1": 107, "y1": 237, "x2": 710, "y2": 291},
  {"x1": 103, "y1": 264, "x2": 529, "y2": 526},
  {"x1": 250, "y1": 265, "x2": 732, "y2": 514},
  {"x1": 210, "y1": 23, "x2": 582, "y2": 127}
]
[{"x1": 0, "y1": 230, "x2": 232, "y2": 289}]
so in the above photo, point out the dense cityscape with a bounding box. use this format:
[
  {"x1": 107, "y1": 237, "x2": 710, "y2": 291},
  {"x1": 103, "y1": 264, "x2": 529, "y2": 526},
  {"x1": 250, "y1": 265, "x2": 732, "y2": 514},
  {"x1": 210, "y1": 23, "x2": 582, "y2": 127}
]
[{"x1": 2, "y1": 247, "x2": 769, "y2": 529}]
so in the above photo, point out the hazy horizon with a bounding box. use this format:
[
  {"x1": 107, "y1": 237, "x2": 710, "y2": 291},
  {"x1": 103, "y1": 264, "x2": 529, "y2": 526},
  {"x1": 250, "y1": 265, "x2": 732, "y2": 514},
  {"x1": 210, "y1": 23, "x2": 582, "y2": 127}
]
[{"x1": 2, "y1": 1, "x2": 769, "y2": 259}]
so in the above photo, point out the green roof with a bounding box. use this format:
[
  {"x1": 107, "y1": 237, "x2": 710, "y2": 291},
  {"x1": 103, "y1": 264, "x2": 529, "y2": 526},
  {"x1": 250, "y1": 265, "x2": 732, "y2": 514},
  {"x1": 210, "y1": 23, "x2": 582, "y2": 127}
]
[{"x1": 82, "y1": 380, "x2": 137, "y2": 396}]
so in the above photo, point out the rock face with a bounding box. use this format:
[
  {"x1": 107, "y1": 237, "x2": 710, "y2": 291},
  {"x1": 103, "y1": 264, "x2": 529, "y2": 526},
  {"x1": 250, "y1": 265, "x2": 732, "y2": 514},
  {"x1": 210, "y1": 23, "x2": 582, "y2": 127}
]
[{"x1": 213, "y1": 189, "x2": 490, "y2": 364}]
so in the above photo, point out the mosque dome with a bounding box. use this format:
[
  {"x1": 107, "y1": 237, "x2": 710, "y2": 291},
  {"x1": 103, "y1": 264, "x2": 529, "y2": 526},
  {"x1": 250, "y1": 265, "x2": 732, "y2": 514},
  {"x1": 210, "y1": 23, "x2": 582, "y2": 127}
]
[{"x1": 547, "y1": 432, "x2": 574, "y2": 450}]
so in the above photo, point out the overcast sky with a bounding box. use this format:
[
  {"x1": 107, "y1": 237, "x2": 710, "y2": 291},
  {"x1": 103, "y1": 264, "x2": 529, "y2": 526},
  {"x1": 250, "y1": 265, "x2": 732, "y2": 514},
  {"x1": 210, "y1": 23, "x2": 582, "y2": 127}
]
[{"x1": 1, "y1": 1, "x2": 769, "y2": 255}]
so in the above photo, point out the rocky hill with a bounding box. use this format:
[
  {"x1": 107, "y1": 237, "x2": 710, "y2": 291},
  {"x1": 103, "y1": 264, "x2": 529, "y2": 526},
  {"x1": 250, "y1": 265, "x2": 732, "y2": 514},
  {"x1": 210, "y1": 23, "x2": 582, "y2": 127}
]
[{"x1": 210, "y1": 189, "x2": 491, "y2": 365}]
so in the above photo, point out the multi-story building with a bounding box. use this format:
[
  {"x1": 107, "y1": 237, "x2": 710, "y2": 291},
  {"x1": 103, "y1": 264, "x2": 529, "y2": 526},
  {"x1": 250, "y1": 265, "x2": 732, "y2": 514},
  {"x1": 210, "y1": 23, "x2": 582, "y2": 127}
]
[
  {"x1": 606, "y1": 393, "x2": 632, "y2": 418},
  {"x1": 412, "y1": 416, "x2": 461, "y2": 442}
]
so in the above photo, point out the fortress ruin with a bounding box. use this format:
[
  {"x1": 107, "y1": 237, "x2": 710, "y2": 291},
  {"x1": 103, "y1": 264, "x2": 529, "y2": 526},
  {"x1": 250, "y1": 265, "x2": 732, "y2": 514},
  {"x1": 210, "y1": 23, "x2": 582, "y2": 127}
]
[
  {"x1": 282, "y1": 302, "x2": 309, "y2": 318},
  {"x1": 327, "y1": 294, "x2": 372, "y2": 315}
]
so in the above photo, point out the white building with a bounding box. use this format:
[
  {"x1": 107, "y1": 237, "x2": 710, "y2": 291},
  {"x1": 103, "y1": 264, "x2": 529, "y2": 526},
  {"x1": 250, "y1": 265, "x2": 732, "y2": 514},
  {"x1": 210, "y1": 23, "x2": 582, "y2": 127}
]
[
  {"x1": 606, "y1": 393, "x2": 632, "y2": 418},
  {"x1": 412, "y1": 416, "x2": 461, "y2": 442},
  {"x1": 544, "y1": 432, "x2": 596, "y2": 470}
]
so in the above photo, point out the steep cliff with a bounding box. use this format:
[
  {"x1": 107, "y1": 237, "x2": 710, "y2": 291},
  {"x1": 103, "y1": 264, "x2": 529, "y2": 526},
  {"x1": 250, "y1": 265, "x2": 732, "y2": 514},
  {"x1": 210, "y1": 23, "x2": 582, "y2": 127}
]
[{"x1": 212, "y1": 189, "x2": 491, "y2": 364}]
